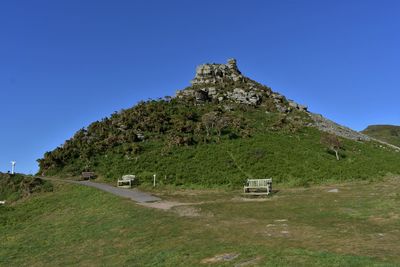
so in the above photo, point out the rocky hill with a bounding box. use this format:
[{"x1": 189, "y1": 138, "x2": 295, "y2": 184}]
[
  {"x1": 362, "y1": 125, "x2": 400, "y2": 147},
  {"x1": 37, "y1": 59, "x2": 400, "y2": 186},
  {"x1": 177, "y1": 59, "x2": 369, "y2": 141}
]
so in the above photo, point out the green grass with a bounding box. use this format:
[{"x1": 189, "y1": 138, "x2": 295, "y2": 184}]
[
  {"x1": 0, "y1": 173, "x2": 53, "y2": 202},
  {"x1": 91, "y1": 126, "x2": 400, "y2": 187},
  {"x1": 40, "y1": 101, "x2": 400, "y2": 188},
  {"x1": 1, "y1": 178, "x2": 400, "y2": 266},
  {"x1": 362, "y1": 125, "x2": 400, "y2": 147}
]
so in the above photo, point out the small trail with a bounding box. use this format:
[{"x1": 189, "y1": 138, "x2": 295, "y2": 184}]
[
  {"x1": 40, "y1": 177, "x2": 161, "y2": 203},
  {"x1": 79, "y1": 180, "x2": 161, "y2": 203}
]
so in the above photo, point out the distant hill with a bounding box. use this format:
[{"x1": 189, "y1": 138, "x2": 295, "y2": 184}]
[
  {"x1": 361, "y1": 125, "x2": 400, "y2": 147},
  {"x1": 37, "y1": 59, "x2": 400, "y2": 186}
]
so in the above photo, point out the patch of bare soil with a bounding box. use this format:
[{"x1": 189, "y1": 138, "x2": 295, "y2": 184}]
[
  {"x1": 234, "y1": 257, "x2": 262, "y2": 267},
  {"x1": 139, "y1": 201, "x2": 207, "y2": 217},
  {"x1": 263, "y1": 221, "x2": 291, "y2": 238},
  {"x1": 138, "y1": 201, "x2": 190, "y2": 210},
  {"x1": 161, "y1": 189, "x2": 219, "y2": 196},
  {"x1": 201, "y1": 253, "x2": 240, "y2": 264},
  {"x1": 172, "y1": 205, "x2": 201, "y2": 217},
  {"x1": 231, "y1": 196, "x2": 270, "y2": 202}
]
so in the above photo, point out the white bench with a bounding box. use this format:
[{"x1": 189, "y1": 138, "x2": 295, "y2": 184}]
[
  {"x1": 244, "y1": 178, "x2": 272, "y2": 195},
  {"x1": 117, "y1": 175, "x2": 136, "y2": 188}
]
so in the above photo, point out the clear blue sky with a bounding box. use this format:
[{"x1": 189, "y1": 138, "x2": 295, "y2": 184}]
[{"x1": 1, "y1": 0, "x2": 399, "y2": 174}]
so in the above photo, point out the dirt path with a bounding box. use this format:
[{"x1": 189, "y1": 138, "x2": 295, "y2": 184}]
[
  {"x1": 41, "y1": 177, "x2": 161, "y2": 203},
  {"x1": 79, "y1": 180, "x2": 161, "y2": 203}
]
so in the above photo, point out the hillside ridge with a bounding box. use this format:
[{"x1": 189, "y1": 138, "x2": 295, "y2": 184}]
[
  {"x1": 362, "y1": 124, "x2": 400, "y2": 148},
  {"x1": 37, "y1": 59, "x2": 400, "y2": 185}
]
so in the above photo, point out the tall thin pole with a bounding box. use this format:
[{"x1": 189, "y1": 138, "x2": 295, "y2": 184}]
[
  {"x1": 153, "y1": 174, "x2": 156, "y2": 187},
  {"x1": 11, "y1": 161, "x2": 16, "y2": 175}
]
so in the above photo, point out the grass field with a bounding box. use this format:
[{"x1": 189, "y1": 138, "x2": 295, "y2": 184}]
[{"x1": 1, "y1": 177, "x2": 400, "y2": 266}]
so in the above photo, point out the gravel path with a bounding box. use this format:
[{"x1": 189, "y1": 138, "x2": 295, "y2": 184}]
[
  {"x1": 41, "y1": 178, "x2": 161, "y2": 203},
  {"x1": 79, "y1": 180, "x2": 161, "y2": 203}
]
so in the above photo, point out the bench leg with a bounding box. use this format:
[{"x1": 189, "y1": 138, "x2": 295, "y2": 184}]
[{"x1": 267, "y1": 184, "x2": 272, "y2": 195}]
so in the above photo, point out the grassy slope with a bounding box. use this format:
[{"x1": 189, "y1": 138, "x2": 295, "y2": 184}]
[
  {"x1": 40, "y1": 99, "x2": 400, "y2": 187},
  {"x1": 95, "y1": 126, "x2": 400, "y2": 187},
  {"x1": 1, "y1": 180, "x2": 400, "y2": 266},
  {"x1": 362, "y1": 125, "x2": 400, "y2": 147},
  {"x1": 0, "y1": 173, "x2": 53, "y2": 202},
  {"x1": 50, "y1": 110, "x2": 400, "y2": 187}
]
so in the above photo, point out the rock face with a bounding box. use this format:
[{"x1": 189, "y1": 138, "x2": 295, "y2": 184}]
[
  {"x1": 177, "y1": 58, "x2": 302, "y2": 110},
  {"x1": 176, "y1": 58, "x2": 371, "y2": 142},
  {"x1": 191, "y1": 58, "x2": 244, "y2": 85}
]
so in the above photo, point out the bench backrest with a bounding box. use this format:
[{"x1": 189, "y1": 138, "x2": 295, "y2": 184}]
[
  {"x1": 122, "y1": 174, "x2": 136, "y2": 181},
  {"x1": 246, "y1": 179, "x2": 272, "y2": 187},
  {"x1": 82, "y1": 172, "x2": 95, "y2": 178}
]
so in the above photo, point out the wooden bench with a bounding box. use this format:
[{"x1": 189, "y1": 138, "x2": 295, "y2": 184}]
[
  {"x1": 244, "y1": 178, "x2": 272, "y2": 195},
  {"x1": 81, "y1": 172, "x2": 95, "y2": 180},
  {"x1": 117, "y1": 175, "x2": 136, "y2": 188}
]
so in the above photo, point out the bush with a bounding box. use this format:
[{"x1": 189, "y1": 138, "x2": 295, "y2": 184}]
[{"x1": 0, "y1": 173, "x2": 53, "y2": 202}]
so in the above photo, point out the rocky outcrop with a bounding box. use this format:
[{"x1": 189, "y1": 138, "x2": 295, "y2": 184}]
[
  {"x1": 288, "y1": 100, "x2": 308, "y2": 112},
  {"x1": 310, "y1": 113, "x2": 400, "y2": 148},
  {"x1": 191, "y1": 58, "x2": 244, "y2": 85},
  {"x1": 176, "y1": 58, "x2": 373, "y2": 142},
  {"x1": 309, "y1": 113, "x2": 370, "y2": 141},
  {"x1": 177, "y1": 59, "x2": 307, "y2": 112}
]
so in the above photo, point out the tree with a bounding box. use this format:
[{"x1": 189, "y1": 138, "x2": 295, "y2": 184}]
[
  {"x1": 321, "y1": 133, "x2": 342, "y2": 160},
  {"x1": 201, "y1": 112, "x2": 218, "y2": 137},
  {"x1": 215, "y1": 115, "x2": 232, "y2": 137}
]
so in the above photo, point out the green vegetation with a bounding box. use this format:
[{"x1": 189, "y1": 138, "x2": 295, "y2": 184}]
[
  {"x1": 93, "y1": 126, "x2": 400, "y2": 187},
  {"x1": 362, "y1": 125, "x2": 400, "y2": 147},
  {"x1": 0, "y1": 173, "x2": 53, "y2": 202},
  {"x1": 37, "y1": 90, "x2": 400, "y2": 186},
  {"x1": 38, "y1": 95, "x2": 255, "y2": 177},
  {"x1": 1, "y1": 178, "x2": 400, "y2": 266},
  {"x1": 37, "y1": 78, "x2": 400, "y2": 187}
]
